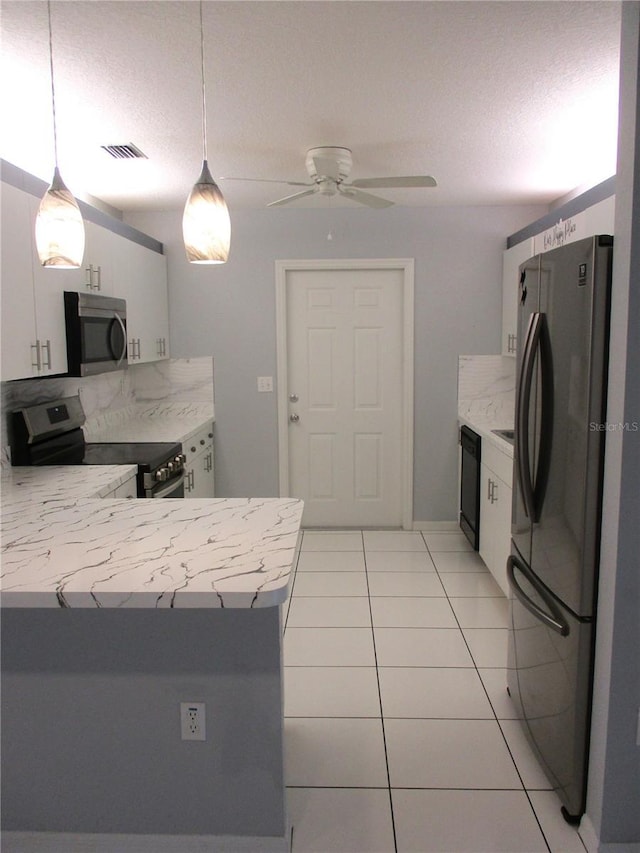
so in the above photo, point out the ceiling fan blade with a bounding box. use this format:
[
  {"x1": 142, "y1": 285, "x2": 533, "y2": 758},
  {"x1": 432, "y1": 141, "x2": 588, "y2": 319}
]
[
  {"x1": 338, "y1": 186, "x2": 394, "y2": 208},
  {"x1": 221, "y1": 177, "x2": 311, "y2": 187},
  {"x1": 349, "y1": 175, "x2": 437, "y2": 189},
  {"x1": 311, "y1": 155, "x2": 342, "y2": 180},
  {"x1": 267, "y1": 189, "x2": 318, "y2": 207}
]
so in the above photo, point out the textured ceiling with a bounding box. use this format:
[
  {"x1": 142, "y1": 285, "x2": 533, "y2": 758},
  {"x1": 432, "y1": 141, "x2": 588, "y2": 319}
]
[{"x1": 0, "y1": 0, "x2": 621, "y2": 212}]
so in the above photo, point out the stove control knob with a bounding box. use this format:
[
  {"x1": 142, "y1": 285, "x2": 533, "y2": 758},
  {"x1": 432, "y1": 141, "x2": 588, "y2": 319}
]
[
  {"x1": 174, "y1": 454, "x2": 185, "y2": 469},
  {"x1": 155, "y1": 467, "x2": 169, "y2": 482},
  {"x1": 167, "y1": 461, "x2": 175, "y2": 474}
]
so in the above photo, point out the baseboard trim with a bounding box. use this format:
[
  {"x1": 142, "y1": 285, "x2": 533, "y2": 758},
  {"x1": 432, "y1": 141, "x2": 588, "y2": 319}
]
[
  {"x1": 579, "y1": 815, "x2": 640, "y2": 853},
  {"x1": 412, "y1": 520, "x2": 459, "y2": 531},
  {"x1": 0, "y1": 831, "x2": 291, "y2": 853}
]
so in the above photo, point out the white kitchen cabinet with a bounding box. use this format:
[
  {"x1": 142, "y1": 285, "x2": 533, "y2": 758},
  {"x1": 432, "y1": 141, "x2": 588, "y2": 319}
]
[
  {"x1": 1, "y1": 183, "x2": 39, "y2": 380},
  {"x1": 502, "y1": 238, "x2": 534, "y2": 358},
  {"x1": 1, "y1": 185, "x2": 73, "y2": 378},
  {"x1": 183, "y1": 424, "x2": 215, "y2": 498},
  {"x1": 82, "y1": 220, "x2": 115, "y2": 295},
  {"x1": 114, "y1": 237, "x2": 169, "y2": 364},
  {"x1": 479, "y1": 441, "x2": 512, "y2": 596},
  {"x1": 1, "y1": 180, "x2": 169, "y2": 380}
]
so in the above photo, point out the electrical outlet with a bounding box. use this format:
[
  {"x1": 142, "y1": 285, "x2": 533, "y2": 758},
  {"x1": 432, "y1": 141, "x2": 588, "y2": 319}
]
[
  {"x1": 180, "y1": 702, "x2": 206, "y2": 741},
  {"x1": 257, "y1": 376, "x2": 273, "y2": 393}
]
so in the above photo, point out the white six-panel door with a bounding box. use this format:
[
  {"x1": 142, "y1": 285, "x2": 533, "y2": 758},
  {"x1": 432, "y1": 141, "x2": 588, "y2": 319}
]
[{"x1": 276, "y1": 260, "x2": 414, "y2": 528}]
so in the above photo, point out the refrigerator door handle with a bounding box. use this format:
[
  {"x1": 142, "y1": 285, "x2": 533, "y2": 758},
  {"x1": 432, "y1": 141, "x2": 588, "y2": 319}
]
[
  {"x1": 515, "y1": 311, "x2": 553, "y2": 522},
  {"x1": 533, "y1": 313, "x2": 554, "y2": 519},
  {"x1": 516, "y1": 312, "x2": 539, "y2": 520},
  {"x1": 507, "y1": 555, "x2": 570, "y2": 636}
]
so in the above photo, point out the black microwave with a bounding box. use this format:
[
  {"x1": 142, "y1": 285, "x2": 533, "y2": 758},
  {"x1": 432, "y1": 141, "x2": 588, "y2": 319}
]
[{"x1": 64, "y1": 291, "x2": 128, "y2": 377}]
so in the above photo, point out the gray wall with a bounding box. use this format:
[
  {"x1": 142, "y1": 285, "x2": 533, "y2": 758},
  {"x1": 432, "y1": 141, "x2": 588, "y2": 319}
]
[
  {"x1": 127, "y1": 203, "x2": 544, "y2": 522},
  {"x1": 1, "y1": 608, "x2": 285, "y2": 838},
  {"x1": 587, "y1": 2, "x2": 640, "y2": 845}
]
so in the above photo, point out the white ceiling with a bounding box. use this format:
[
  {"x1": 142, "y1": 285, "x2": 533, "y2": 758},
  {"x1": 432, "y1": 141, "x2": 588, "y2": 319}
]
[{"x1": 0, "y1": 0, "x2": 621, "y2": 213}]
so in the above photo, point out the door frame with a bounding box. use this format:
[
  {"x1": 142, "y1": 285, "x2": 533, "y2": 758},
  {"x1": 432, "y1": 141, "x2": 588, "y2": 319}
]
[{"x1": 275, "y1": 258, "x2": 415, "y2": 529}]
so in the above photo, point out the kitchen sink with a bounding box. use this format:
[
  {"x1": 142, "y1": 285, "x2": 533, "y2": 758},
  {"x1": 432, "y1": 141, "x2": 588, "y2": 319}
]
[{"x1": 492, "y1": 429, "x2": 515, "y2": 444}]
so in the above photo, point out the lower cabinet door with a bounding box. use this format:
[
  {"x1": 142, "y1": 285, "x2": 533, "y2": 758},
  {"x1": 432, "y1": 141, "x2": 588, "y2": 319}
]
[
  {"x1": 184, "y1": 446, "x2": 214, "y2": 498},
  {"x1": 479, "y1": 463, "x2": 511, "y2": 596}
]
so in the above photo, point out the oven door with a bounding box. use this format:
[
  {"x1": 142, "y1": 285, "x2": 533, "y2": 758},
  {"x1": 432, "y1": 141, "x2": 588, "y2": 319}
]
[{"x1": 146, "y1": 471, "x2": 185, "y2": 499}]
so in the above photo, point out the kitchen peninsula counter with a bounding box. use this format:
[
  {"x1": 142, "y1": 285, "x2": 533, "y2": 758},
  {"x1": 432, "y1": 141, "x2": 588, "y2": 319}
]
[
  {"x1": 1, "y1": 494, "x2": 303, "y2": 851},
  {"x1": 1, "y1": 496, "x2": 302, "y2": 609}
]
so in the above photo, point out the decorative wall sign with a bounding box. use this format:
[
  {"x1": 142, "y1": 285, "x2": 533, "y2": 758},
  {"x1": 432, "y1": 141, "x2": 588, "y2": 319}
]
[{"x1": 542, "y1": 217, "x2": 578, "y2": 250}]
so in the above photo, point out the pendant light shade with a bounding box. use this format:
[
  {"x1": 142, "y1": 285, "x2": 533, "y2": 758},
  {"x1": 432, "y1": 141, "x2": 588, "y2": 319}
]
[
  {"x1": 36, "y1": 167, "x2": 85, "y2": 268},
  {"x1": 182, "y1": 160, "x2": 230, "y2": 263},
  {"x1": 37, "y1": 0, "x2": 85, "y2": 269},
  {"x1": 183, "y1": 1, "x2": 230, "y2": 264}
]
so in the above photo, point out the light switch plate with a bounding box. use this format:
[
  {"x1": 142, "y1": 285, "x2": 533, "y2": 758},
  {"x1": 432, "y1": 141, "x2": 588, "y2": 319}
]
[{"x1": 257, "y1": 376, "x2": 273, "y2": 393}]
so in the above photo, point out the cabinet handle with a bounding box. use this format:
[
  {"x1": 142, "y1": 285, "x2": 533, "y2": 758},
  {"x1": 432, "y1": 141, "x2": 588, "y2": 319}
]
[
  {"x1": 85, "y1": 264, "x2": 101, "y2": 291},
  {"x1": 31, "y1": 340, "x2": 42, "y2": 370},
  {"x1": 41, "y1": 339, "x2": 51, "y2": 370},
  {"x1": 487, "y1": 478, "x2": 492, "y2": 501}
]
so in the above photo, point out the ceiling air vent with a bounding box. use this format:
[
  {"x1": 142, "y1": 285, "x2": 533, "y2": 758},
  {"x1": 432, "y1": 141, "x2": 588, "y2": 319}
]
[{"x1": 101, "y1": 143, "x2": 148, "y2": 160}]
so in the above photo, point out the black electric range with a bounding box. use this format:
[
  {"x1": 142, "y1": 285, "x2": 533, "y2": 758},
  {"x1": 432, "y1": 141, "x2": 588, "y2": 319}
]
[{"x1": 10, "y1": 396, "x2": 185, "y2": 499}]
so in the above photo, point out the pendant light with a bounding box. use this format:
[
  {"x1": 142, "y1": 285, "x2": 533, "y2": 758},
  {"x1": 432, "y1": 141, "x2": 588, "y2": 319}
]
[
  {"x1": 35, "y1": 0, "x2": 85, "y2": 269},
  {"x1": 182, "y1": 1, "x2": 230, "y2": 264}
]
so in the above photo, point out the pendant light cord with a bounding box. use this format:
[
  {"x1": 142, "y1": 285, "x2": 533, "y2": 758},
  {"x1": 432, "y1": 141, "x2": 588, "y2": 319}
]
[
  {"x1": 200, "y1": 0, "x2": 208, "y2": 162},
  {"x1": 46, "y1": 0, "x2": 59, "y2": 168}
]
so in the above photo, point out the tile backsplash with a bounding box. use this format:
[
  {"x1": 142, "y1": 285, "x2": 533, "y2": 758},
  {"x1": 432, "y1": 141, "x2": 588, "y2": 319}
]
[{"x1": 1, "y1": 357, "x2": 214, "y2": 465}]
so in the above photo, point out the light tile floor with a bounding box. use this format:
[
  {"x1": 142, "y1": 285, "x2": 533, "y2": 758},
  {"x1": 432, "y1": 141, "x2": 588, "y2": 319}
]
[{"x1": 283, "y1": 529, "x2": 588, "y2": 853}]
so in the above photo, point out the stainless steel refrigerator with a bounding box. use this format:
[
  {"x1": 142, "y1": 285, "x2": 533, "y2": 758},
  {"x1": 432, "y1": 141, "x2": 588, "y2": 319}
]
[{"x1": 507, "y1": 234, "x2": 613, "y2": 824}]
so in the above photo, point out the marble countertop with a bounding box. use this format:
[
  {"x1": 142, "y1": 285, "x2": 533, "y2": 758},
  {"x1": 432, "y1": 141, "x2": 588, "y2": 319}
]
[
  {"x1": 1, "y1": 465, "x2": 139, "y2": 502},
  {"x1": 1, "y1": 497, "x2": 303, "y2": 609},
  {"x1": 84, "y1": 402, "x2": 214, "y2": 447},
  {"x1": 458, "y1": 415, "x2": 514, "y2": 458}
]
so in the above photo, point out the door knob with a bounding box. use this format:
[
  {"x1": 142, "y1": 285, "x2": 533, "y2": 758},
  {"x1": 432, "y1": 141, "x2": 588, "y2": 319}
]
[{"x1": 289, "y1": 413, "x2": 300, "y2": 423}]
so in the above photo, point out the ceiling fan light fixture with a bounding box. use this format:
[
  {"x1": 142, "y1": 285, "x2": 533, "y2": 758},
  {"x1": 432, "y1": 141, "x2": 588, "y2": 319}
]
[
  {"x1": 37, "y1": 0, "x2": 85, "y2": 269},
  {"x1": 36, "y1": 166, "x2": 85, "y2": 268},
  {"x1": 183, "y1": 0, "x2": 230, "y2": 265},
  {"x1": 183, "y1": 159, "x2": 230, "y2": 264}
]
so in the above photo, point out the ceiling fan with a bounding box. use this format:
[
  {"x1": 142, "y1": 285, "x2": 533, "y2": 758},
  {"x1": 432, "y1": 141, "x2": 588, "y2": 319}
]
[{"x1": 221, "y1": 147, "x2": 437, "y2": 208}]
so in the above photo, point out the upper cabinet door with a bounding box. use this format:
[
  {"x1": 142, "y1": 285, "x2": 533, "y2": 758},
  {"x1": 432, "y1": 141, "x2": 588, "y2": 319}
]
[
  {"x1": 82, "y1": 221, "x2": 115, "y2": 296},
  {"x1": 0, "y1": 183, "x2": 38, "y2": 380},
  {"x1": 29, "y1": 194, "x2": 75, "y2": 375},
  {"x1": 114, "y1": 238, "x2": 169, "y2": 364},
  {"x1": 502, "y1": 238, "x2": 534, "y2": 358}
]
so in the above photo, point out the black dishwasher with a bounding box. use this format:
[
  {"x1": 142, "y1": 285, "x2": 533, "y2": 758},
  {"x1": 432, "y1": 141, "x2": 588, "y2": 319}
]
[{"x1": 459, "y1": 425, "x2": 481, "y2": 550}]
